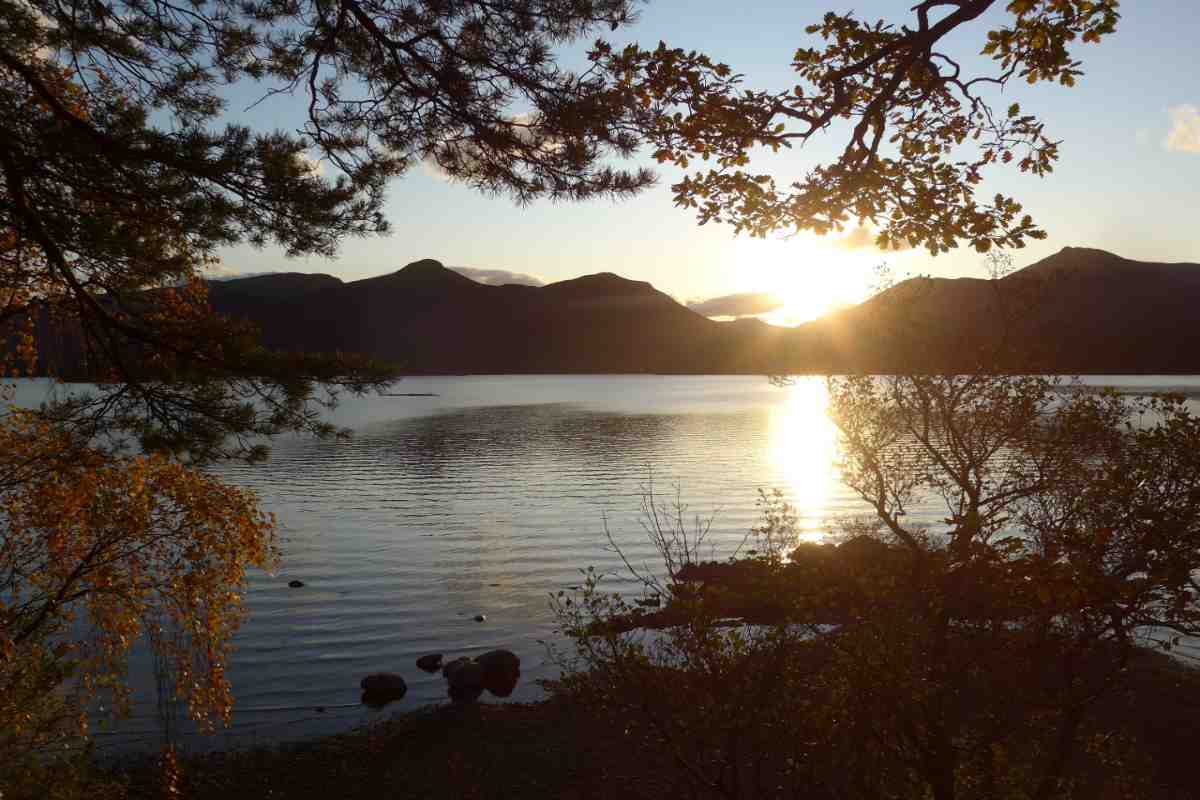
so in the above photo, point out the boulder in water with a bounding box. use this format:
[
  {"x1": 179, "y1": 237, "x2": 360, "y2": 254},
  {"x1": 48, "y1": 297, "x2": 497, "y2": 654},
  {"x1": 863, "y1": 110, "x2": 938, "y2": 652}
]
[
  {"x1": 477, "y1": 649, "x2": 521, "y2": 697},
  {"x1": 442, "y1": 656, "x2": 472, "y2": 679},
  {"x1": 447, "y1": 660, "x2": 486, "y2": 703},
  {"x1": 416, "y1": 653, "x2": 443, "y2": 673},
  {"x1": 360, "y1": 672, "x2": 407, "y2": 708}
]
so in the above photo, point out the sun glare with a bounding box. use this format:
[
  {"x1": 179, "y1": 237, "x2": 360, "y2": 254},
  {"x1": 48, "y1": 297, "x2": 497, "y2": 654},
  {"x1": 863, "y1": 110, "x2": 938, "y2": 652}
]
[
  {"x1": 766, "y1": 378, "x2": 842, "y2": 543},
  {"x1": 733, "y1": 235, "x2": 877, "y2": 325}
]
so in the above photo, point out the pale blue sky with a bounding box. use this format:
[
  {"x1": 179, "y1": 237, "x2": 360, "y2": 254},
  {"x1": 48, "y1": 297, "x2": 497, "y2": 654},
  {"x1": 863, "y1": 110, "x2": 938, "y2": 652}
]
[{"x1": 219, "y1": 0, "x2": 1200, "y2": 322}]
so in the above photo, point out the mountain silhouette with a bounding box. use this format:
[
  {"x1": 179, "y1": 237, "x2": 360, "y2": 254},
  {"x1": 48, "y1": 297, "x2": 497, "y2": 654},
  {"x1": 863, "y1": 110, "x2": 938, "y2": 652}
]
[
  {"x1": 208, "y1": 259, "x2": 770, "y2": 373},
  {"x1": 786, "y1": 247, "x2": 1200, "y2": 373},
  {"x1": 202, "y1": 249, "x2": 1200, "y2": 374}
]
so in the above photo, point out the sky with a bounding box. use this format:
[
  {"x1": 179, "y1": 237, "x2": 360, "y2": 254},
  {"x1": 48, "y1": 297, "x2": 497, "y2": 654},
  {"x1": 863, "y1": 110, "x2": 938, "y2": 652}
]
[{"x1": 216, "y1": 0, "x2": 1200, "y2": 325}]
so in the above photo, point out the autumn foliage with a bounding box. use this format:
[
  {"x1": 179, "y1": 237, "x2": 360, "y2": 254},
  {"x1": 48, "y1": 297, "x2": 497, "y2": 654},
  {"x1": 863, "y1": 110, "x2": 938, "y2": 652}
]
[{"x1": 0, "y1": 403, "x2": 278, "y2": 777}]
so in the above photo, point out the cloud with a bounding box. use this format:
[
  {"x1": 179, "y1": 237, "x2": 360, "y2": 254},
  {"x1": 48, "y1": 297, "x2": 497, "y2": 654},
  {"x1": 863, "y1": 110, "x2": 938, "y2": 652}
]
[
  {"x1": 687, "y1": 292, "x2": 783, "y2": 318},
  {"x1": 451, "y1": 267, "x2": 545, "y2": 286},
  {"x1": 834, "y1": 225, "x2": 914, "y2": 252},
  {"x1": 1165, "y1": 105, "x2": 1200, "y2": 153}
]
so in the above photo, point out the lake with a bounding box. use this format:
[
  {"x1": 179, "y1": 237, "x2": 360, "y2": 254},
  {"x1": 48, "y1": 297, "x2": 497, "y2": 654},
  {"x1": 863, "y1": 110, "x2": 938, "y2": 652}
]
[{"x1": 11, "y1": 374, "x2": 1200, "y2": 753}]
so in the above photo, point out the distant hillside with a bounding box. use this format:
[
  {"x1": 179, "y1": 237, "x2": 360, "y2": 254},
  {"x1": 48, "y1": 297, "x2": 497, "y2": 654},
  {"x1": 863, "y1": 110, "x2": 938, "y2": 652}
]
[
  {"x1": 202, "y1": 248, "x2": 1200, "y2": 374},
  {"x1": 207, "y1": 259, "x2": 787, "y2": 374},
  {"x1": 788, "y1": 247, "x2": 1200, "y2": 373}
]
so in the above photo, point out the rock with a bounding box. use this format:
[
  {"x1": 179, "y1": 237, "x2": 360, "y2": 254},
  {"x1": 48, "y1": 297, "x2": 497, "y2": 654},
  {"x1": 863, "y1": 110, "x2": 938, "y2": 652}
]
[
  {"x1": 360, "y1": 672, "x2": 406, "y2": 693},
  {"x1": 416, "y1": 653, "x2": 443, "y2": 673},
  {"x1": 449, "y1": 682, "x2": 484, "y2": 704},
  {"x1": 450, "y1": 660, "x2": 485, "y2": 689},
  {"x1": 442, "y1": 656, "x2": 472, "y2": 679},
  {"x1": 359, "y1": 672, "x2": 407, "y2": 708},
  {"x1": 288, "y1": 579, "x2": 305, "y2": 588},
  {"x1": 476, "y1": 649, "x2": 520, "y2": 675},
  {"x1": 477, "y1": 649, "x2": 521, "y2": 698},
  {"x1": 447, "y1": 660, "x2": 486, "y2": 703},
  {"x1": 474, "y1": 614, "x2": 487, "y2": 622}
]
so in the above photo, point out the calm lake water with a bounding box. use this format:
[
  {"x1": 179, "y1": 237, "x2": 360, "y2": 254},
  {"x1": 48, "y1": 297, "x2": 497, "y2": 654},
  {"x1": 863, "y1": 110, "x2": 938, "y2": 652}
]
[{"x1": 12, "y1": 375, "x2": 1200, "y2": 753}]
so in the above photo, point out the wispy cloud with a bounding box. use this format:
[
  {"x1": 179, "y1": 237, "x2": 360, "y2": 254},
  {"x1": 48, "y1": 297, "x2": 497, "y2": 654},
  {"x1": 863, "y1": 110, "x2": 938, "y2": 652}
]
[
  {"x1": 451, "y1": 267, "x2": 545, "y2": 286},
  {"x1": 687, "y1": 292, "x2": 783, "y2": 318},
  {"x1": 1166, "y1": 105, "x2": 1200, "y2": 153}
]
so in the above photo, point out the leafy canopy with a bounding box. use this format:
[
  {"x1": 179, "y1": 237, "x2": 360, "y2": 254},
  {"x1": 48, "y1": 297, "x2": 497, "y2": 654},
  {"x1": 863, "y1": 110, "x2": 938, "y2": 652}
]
[
  {"x1": 1, "y1": 0, "x2": 656, "y2": 785},
  {"x1": 598, "y1": 0, "x2": 1120, "y2": 254},
  {"x1": 0, "y1": 0, "x2": 660, "y2": 462}
]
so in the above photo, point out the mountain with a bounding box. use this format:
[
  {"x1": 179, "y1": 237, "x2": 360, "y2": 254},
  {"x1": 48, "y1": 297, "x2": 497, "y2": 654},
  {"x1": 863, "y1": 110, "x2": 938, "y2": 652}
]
[
  {"x1": 787, "y1": 247, "x2": 1200, "y2": 373},
  {"x1": 205, "y1": 249, "x2": 1200, "y2": 374},
  {"x1": 207, "y1": 259, "x2": 785, "y2": 373}
]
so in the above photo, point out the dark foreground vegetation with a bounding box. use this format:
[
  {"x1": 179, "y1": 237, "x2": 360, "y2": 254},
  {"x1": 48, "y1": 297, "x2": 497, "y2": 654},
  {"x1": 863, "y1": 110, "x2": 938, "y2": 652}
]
[
  {"x1": 78, "y1": 648, "x2": 1200, "y2": 800},
  {"x1": 543, "y1": 374, "x2": 1200, "y2": 800}
]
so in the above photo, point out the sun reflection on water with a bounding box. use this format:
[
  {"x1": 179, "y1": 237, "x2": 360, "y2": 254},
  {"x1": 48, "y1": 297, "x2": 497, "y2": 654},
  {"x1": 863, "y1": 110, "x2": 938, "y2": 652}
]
[{"x1": 766, "y1": 377, "x2": 843, "y2": 543}]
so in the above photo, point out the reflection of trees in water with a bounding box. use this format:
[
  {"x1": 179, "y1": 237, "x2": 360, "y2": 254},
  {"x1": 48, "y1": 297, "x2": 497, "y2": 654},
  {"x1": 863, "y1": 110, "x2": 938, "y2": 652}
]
[
  {"x1": 357, "y1": 403, "x2": 768, "y2": 477},
  {"x1": 359, "y1": 404, "x2": 682, "y2": 474},
  {"x1": 218, "y1": 403, "x2": 771, "y2": 494}
]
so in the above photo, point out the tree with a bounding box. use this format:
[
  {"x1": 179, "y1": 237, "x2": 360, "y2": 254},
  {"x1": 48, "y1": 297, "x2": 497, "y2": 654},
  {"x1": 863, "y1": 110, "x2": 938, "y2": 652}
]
[
  {"x1": 0, "y1": 0, "x2": 655, "y2": 789},
  {"x1": 824, "y1": 373, "x2": 1200, "y2": 799},
  {"x1": 554, "y1": 6, "x2": 1189, "y2": 798},
  {"x1": 598, "y1": 0, "x2": 1120, "y2": 254},
  {"x1": 555, "y1": 375, "x2": 1200, "y2": 799},
  {"x1": 0, "y1": 0, "x2": 655, "y2": 460},
  {"x1": 0, "y1": 409, "x2": 275, "y2": 792}
]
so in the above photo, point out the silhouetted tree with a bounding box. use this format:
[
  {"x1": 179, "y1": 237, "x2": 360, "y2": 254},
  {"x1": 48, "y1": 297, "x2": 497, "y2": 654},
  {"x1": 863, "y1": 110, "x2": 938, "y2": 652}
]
[
  {"x1": 1, "y1": 0, "x2": 658, "y2": 459},
  {"x1": 555, "y1": 375, "x2": 1200, "y2": 799},
  {"x1": 1, "y1": 0, "x2": 653, "y2": 791},
  {"x1": 598, "y1": 0, "x2": 1119, "y2": 254}
]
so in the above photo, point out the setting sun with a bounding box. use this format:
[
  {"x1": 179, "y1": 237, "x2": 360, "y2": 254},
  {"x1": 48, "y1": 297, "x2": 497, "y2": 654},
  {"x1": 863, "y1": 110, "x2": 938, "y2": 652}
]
[{"x1": 732, "y1": 234, "x2": 879, "y2": 326}]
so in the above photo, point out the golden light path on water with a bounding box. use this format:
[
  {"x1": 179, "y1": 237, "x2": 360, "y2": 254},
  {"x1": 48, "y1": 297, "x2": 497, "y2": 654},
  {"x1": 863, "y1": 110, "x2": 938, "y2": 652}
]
[{"x1": 766, "y1": 377, "x2": 844, "y2": 544}]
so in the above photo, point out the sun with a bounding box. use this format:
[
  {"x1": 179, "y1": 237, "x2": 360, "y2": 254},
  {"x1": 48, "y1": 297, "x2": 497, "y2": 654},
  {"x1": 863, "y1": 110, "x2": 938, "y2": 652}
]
[{"x1": 733, "y1": 234, "x2": 876, "y2": 325}]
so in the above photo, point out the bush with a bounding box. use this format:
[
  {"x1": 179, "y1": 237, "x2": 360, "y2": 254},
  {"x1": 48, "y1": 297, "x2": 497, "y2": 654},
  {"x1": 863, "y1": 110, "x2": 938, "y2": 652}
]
[{"x1": 551, "y1": 375, "x2": 1200, "y2": 800}]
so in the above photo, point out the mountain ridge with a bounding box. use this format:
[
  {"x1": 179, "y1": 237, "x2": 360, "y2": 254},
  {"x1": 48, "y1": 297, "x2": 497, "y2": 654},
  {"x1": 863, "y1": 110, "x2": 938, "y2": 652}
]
[{"x1": 205, "y1": 248, "x2": 1200, "y2": 374}]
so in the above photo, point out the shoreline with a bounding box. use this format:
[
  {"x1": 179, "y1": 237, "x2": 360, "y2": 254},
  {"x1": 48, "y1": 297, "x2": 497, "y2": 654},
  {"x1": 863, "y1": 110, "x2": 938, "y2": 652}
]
[{"x1": 102, "y1": 647, "x2": 1200, "y2": 799}]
